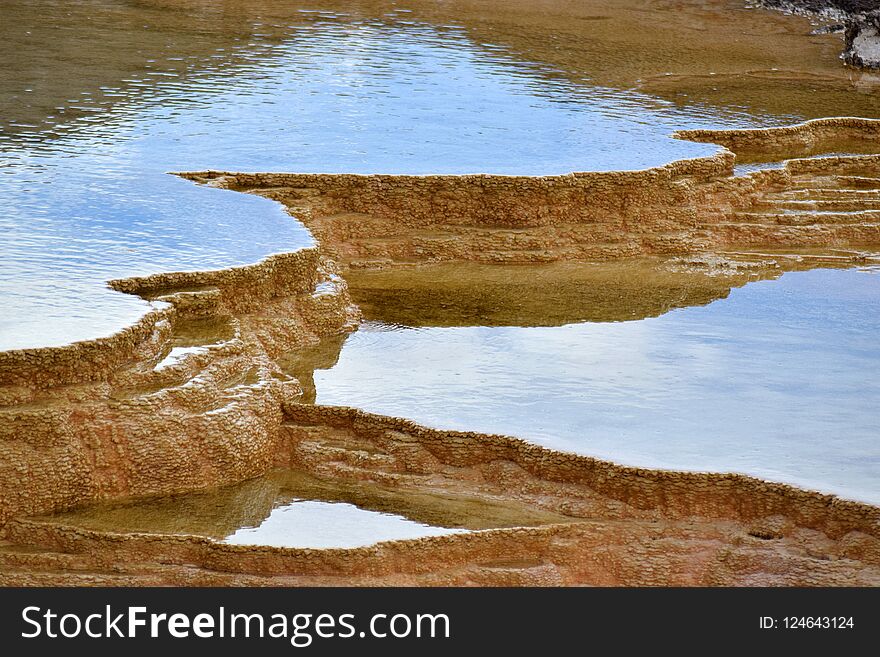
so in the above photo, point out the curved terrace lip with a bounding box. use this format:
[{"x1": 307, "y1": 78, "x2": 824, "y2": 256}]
[
  {"x1": 170, "y1": 150, "x2": 730, "y2": 179},
  {"x1": 0, "y1": 145, "x2": 735, "y2": 360},
  {"x1": 17, "y1": 398, "x2": 880, "y2": 553},
  {"x1": 7, "y1": 115, "x2": 880, "y2": 360}
]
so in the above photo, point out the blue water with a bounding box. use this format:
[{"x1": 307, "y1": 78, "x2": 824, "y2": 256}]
[
  {"x1": 1, "y1": 12, "x2": 774, "y2": 350},
  {"x1": 309, "y1": 268, "x2": 880, "y2": 503}
]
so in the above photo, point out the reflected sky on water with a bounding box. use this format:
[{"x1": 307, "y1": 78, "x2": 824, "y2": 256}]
[
  {"x1": 308, "y1": 268, "x2": 880, "y2": 503},
  {"x1": 2, "y1": 7, "x2": 784, "y2": 349}
]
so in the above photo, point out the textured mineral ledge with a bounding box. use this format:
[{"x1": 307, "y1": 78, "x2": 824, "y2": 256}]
[{"x1": 1, "y1": 118, "x2": 880, "y2": 586}]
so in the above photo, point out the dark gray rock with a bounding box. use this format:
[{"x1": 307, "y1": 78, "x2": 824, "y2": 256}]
[
  {"x1": 811, "y1": 23, "x2": 846, "y2": 33},
  {"x1": 759, "y1": 0, "x2": 880, "y2": 68},
  {"x1": 843, "y1": 9, "x2": 880, "y2": 67},
  {"x1": 761, "y1": 1, "x2": 878, "y2": 17}
]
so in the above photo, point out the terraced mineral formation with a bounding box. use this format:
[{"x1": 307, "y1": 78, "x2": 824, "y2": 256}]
[
  {"x1": 1, "y1": 119, "x2": 880, "y2": 586},
  {"x1": 186, "y1": 118, "x2": 880, "y2": 269},
  {"x1": 0, "y1": 249, "x2": 360, "y2": 524}
]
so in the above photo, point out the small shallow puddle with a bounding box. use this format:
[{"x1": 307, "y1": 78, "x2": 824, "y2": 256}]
[
  {"x1": 46, "y1": 470, "x2": 570, "y2": 548},
  {"x1": 224, "y1": 500, "x2": 463, "y2": 549},
  {"x1": 293, "y1": 265, "x2": 880, "y2": 504}
]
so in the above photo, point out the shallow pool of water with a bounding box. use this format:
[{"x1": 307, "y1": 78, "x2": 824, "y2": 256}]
[
  {"x1": 2, "y1": 0, "x2": 847, "y2": 351},
  {"x1": 223, "y1": 500, "x2": 463, "y2": 549},
  {"x1": 47, "y1": 470, "x2": 568, "y2": 548},
  {"x1": 301, "y1": 267, "x2": 880, "y2": 504}
]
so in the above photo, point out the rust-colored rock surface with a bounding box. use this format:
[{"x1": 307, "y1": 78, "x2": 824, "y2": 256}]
[{"x1": 2, "y1": 119, "x2": 880, "y2": 586}]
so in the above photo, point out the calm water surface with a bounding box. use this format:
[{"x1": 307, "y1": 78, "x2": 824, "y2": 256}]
[
  {"x1": 307, "y1": 268, "x2": 880, "y2": 503},
  {"x1": 1, "y1": 2, "x2": 800, "y2": 350},
  {"x1": 47, "y1": 470, "x2": 568, "y2": 547},
  {"x1": 224, "y1": 501, "x2": 463, "y2": 549}
]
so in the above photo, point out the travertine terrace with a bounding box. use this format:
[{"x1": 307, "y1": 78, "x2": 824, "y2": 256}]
[
  {"x1": 2, "y1": 119, "x2": 880, "y2": 586},
  {"x1": 185, "y1": 118, "x2": 880, "y2": 268}
]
